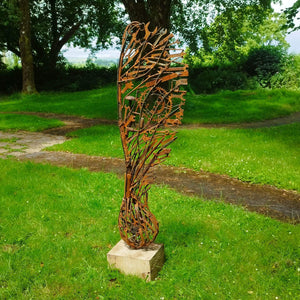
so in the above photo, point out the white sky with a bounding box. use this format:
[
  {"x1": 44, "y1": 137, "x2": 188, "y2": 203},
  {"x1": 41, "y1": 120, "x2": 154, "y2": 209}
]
[
  {"x1": 273, "y1": 0, "x2": 300, "y2": 54},
  {"x1": 64, "y1": 0, "x2": 300, "y2": 59},
  {"x1": 62, "y1": 47, "x2": 119, "y2": 59}
]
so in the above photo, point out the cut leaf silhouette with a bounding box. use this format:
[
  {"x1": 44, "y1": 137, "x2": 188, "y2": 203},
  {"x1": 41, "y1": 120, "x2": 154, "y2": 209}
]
[{"x1": 117, "y1": 22, "x2": 188, "y2": 249}]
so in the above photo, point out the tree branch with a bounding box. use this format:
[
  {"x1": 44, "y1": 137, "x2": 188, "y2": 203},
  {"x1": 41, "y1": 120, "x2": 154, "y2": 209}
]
[
  {"x1": 56, "y1": 21, "x2": 81, "y2": 51},
  {"x1": 7, "y1": 45, "x2": 21, "y2": 57}
]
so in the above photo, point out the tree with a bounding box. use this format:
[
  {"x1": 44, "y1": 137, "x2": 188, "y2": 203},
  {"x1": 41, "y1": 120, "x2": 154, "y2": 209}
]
[
  {"x1": 0, "y1": 0, "x2": 280, "y2": 71},
  {"x1": 175, "y1": 0, "x2": 279, "y2": 53},
  {"x1": 0, "y1": 1, "x2": 20, "y2": 56},
  {"x1": 19, "y1": 0, "x2": 37, "y2": 94},
  {"x1": 121, "y1": 0, "x2": 274, "y2": 51},
  {"x1": 244, "y1": 45, "x2": 286, "y2": 87},
  {"x1": 0, "y1": 0, "x2": 124, "y2": 70},
  {"x1": 283, "y1": 0, "x2": 300, "y2": 32},
  {"x1": 187, "y1": 10, "x2": 289, "y2": 66}
]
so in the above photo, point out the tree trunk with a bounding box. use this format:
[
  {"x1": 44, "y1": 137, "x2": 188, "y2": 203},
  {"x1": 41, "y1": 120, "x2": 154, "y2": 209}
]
[
  {"x1": 19, "y1": 0, "x2": 37, "y2": 94},
  {"x1": 122, "y1": 0, "x2": 172, "y2": 31},
  {"x1": 148, "y1": 0, "x2": 171, "y2": 31}
]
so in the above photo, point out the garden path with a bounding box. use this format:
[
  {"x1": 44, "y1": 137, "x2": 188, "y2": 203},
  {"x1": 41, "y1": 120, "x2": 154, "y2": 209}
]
[
  {"x1": 181, "y1": 111, "x2": 300, "y2": 129},
  {"x1": 6, "y1": 110, "x2": 300, "y2": 134},
  {"x1": 0, "y1": 111, "x2": 299, "y2": 224}
]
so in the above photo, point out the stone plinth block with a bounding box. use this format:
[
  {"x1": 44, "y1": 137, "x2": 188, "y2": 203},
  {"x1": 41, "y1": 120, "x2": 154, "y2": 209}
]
[{"x1": 107, "y1": 240, "x2": 164, "y2": 281}]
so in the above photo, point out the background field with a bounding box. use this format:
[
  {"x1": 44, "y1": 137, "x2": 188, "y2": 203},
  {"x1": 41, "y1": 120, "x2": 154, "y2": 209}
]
[{"x1": 1, "y1": 88, "x2": 300, "y2": 124}]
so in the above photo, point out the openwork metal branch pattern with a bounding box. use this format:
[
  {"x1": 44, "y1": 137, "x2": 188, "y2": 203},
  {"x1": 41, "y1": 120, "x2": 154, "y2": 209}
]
[{"x1": 117, "y1": 22, "x2": 188, "y2": 249}]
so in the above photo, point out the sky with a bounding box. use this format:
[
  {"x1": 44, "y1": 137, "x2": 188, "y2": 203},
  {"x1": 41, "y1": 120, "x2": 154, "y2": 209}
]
[
  {"x1": 273, "y1": 0, "x2": 300, "y2": 54},
  {"x1": 64, "y1": 0, "x2": 300, "y2": 60}
]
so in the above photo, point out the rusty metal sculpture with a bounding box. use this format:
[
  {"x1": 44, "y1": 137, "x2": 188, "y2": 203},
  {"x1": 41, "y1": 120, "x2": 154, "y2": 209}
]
[{"x1": 117, "y1": 22, "x2": 188, "y2": 249}]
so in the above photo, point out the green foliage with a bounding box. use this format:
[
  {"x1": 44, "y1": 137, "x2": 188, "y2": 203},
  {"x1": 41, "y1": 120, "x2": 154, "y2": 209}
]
[
  {"x1": 0, "y1": 159, "x2": 299, "y2": 298},
  {"x1": 189, "y1": 65, "x2": 249, "y2": 94},
  {"x1": 182, "y1": 8, "x2": 291, "y2": 93},
  {"x1": 0, "y1": 59, "x2": 6, "y2": 70},
  {"x1": 0, "y1": 113, "x2": 63, "y2": 131},
  {"x1": 172, "y1": 0, "x2": 273, "y2": 54},
  {"x1": 282, "y1": 0, "x2": 300, "y2": 32},
  {"x1": 186, "y1": 50, "x2": 299, "y2": 93},
  {"x1": 88, "y1": 58, "x2": 118, "y2": 67},
  {"x1": 0, "y1": 0, "x2": 124, "y2": 69},
  {"x1": 0, "y1": 0, "x2": 19, "y2": 54},
  {"x1": 35, "y1": 65, "x2": 117, "y2": 92},
  {"x1": 269, "y1": 54, "x2": 300, "y2": 90},
  {"x1": 0, "y1": 65, "x2": 117, "y2": 94},
  {"x1": 244, "y1": 45, "x2": 286, "y2": 87},
  {"x1": 1, "y1": 0, "x2": 276, "y2": 71},
  {"x1": 192, "y1": 10, "x2": 289, "y2": 65},
  {"x1": 0, "y1": 67, "x2": 22, "y2": 94},
  {"x1": 1, "y1": 52, "x2": 20, "y2": 69}
]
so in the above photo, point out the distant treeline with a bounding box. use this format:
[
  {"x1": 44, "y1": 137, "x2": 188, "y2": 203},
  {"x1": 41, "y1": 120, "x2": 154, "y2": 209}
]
[
  {"x1": 187, "y1": 46, "x2": 300, "y2": 93},
  {"x1": 1, "y1": 46, "x2": 299, "y2": 94},
  {"x1": 66, "y1": 58, "x2": 119, "y2": 67},
  {"x1": 0, "y1": 64, "x2": 117, "y2": 94}
]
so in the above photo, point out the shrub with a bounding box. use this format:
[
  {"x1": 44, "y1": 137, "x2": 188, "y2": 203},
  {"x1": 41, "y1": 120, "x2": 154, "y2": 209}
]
[
  {"x1": 0, "y1": 65, "x2": 117, "y2": 94},
  {"x1": 35, "y1": 65, "x2": 117, "y2": 92},
  {"x1": 270, "y1": 54, "x2": 300, "y2": 90},
  {"x1": 244, "y1": 45, "x2": 286, "y2": 87},
  {"x1": 0, "y1": 67, "x2": 22, "y2": 94},
  {"x1": 189, "y1": 65, "x2": 249, "y2": 94}
]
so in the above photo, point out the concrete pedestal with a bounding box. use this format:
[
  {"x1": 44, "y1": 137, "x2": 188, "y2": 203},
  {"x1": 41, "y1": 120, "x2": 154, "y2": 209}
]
[{"x1": 107, "y1": 240, "x2": 164, "y2": 281}]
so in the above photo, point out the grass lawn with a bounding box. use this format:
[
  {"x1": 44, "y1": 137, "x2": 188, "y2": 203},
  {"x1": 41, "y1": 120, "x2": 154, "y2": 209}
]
[
  {"x1": 0, "y1": 159, "x2": 299, "y2": 299},
  {"x1": 184, "y1": 89, "x2": 300, "y2": 124},
  {"x1": 170, "y1": 123, "x2": 300, "y2": 191},
  {"x1": 0, "y1": 86, "x2": 118, "y2": 121},
  {"x1": 0, "y1": 113, "x2": 63, "y2": 132},
  {"x1": 48, "y1": 123, "x2": 300, "y2": 191},
  {"x1": 0, "y1": 87, "x2": 299, "y2": 124}
]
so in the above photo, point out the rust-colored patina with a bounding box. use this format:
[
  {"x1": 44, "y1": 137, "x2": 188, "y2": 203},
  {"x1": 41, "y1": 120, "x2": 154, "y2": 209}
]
[{"x1": 117, "y1": 22, "x2": 188, "y2": 249}]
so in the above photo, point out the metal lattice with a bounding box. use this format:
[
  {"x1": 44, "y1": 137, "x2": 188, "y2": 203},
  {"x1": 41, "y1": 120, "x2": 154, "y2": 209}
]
[{"x1": 117, "y1": 22, "x2": 188, "y2": 249}]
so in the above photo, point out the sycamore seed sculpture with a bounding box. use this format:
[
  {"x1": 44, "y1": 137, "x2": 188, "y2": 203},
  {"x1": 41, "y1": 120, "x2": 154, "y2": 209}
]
[{"x1": 117, "y1": 21, "x2": 188, "y2": 249}]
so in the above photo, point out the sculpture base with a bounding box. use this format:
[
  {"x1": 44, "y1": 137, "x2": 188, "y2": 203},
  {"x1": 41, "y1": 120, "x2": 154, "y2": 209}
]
[{"x1": 107, "y1": 240, "x2": 164, "y2": 281}]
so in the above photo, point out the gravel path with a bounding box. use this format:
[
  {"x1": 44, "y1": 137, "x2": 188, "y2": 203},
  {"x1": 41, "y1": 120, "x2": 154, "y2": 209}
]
[{"x1": 0, "y1": 131, "x2": 66, "y2": 156}]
